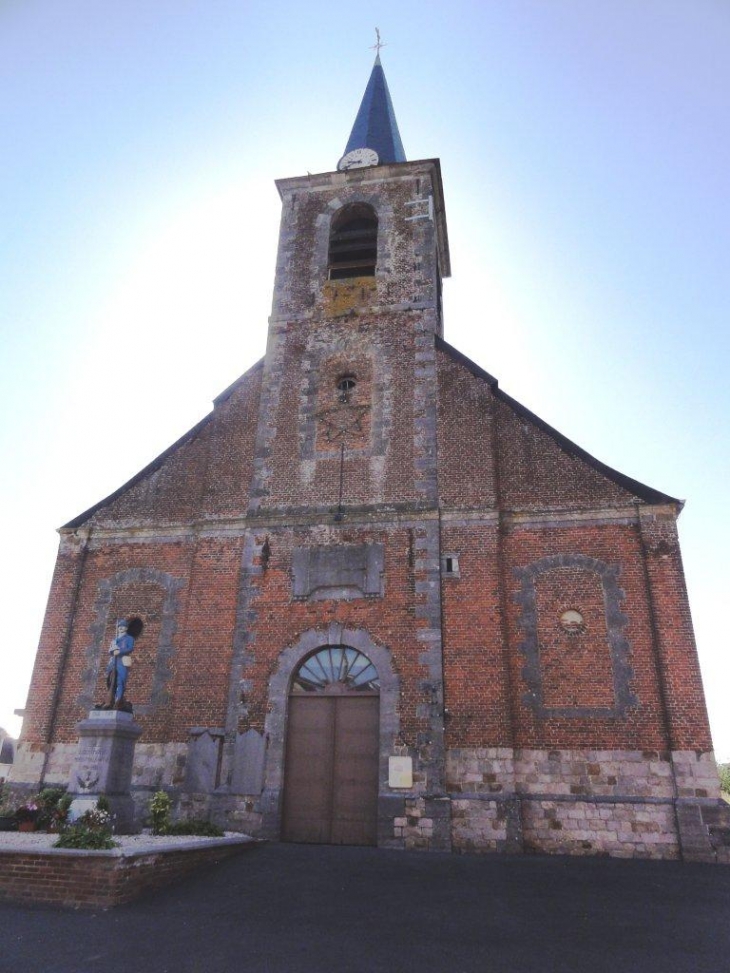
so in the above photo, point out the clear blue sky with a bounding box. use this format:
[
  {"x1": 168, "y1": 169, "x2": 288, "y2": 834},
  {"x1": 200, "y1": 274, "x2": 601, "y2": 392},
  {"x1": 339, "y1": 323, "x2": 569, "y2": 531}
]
[{"x1": 1, "y1": 1, "x2": 728, "y2": 755}]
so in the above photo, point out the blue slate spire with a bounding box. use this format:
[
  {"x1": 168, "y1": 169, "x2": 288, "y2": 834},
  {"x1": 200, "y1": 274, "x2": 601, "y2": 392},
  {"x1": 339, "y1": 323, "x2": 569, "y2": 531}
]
[{"x1": 344, "y1": 54, "x2": 406, "y2": 164}]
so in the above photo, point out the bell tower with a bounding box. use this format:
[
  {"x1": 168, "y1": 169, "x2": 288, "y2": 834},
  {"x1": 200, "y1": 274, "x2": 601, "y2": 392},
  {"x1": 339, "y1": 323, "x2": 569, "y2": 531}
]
[
  {"x1": 247, "y1": 53, "x2": 453, "y2": 846},
  {"x1": 251, "y1": 53, "x2": 451, "y2": 519}
]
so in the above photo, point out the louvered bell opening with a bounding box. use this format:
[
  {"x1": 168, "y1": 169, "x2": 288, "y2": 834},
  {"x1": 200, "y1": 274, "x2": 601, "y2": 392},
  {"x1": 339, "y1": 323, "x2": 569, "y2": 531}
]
[{"x1": 328, "y1": 214, "x2": 378, "y2": 280}]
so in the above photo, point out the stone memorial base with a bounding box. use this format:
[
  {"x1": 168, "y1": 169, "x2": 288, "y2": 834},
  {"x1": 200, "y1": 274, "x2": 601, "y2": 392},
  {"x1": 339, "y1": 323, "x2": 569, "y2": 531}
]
[{"x1": 68, "y1": 710, "x2": 142, "y2": 833}]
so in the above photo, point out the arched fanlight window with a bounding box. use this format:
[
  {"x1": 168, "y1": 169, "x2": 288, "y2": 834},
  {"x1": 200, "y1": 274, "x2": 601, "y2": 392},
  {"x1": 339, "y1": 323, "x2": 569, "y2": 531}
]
[
  {"x1": 291, "y1": 646, "x2": 380, "y2": 694},
  {"x1": 328, "y1": 204, "x2": 378, "y2": 280}
]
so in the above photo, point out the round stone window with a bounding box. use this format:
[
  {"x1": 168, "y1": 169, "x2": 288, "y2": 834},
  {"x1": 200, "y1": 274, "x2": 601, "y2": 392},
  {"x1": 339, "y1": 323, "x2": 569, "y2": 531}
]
[
  {"x1": 336, "y1": 375, "x2": 356, "y2": 402},
  {"x1": 559, "y1": 609, "x2": 585, "y2": 634}
]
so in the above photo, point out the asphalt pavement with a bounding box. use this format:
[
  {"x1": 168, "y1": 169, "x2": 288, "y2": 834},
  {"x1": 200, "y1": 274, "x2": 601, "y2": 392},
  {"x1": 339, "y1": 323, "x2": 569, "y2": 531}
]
[{"x1": 3, "y1": 842, "x2": 730, "y2": 973}]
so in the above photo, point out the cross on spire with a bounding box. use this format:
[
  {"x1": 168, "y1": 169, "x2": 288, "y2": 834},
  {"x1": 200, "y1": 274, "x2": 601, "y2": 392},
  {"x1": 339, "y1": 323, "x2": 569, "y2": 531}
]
[
  {"x1": 342, "y1": 34, "x2": 406, "y2": 165},
  {"x1": 371, "y1": 28, "x2": 385, "y2": 59}
]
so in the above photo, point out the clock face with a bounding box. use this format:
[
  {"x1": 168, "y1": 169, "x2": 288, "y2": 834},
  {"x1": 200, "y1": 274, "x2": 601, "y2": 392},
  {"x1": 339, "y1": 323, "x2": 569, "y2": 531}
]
[{"x1": 337, "y1": 147, "x2": 379, "y2": 171}]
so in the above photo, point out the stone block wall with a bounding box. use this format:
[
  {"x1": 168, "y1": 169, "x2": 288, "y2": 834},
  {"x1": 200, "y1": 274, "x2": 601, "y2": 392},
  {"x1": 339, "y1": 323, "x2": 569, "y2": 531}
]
[
  {"x1": 446, "y1": 746, "x2": 729, "y2": 861},
  {"x1": 451, "y1": 800, "x2": 516, "y2": 853},
  {"x1": 671, "y1": 751, "x2": 721, "y2": 799},
  {"x1": 522, "y1": 800, "x2": 679, "y2": 858},
  {"x1": 514, "y1": 749, "x2": 676, "y2": 799}
]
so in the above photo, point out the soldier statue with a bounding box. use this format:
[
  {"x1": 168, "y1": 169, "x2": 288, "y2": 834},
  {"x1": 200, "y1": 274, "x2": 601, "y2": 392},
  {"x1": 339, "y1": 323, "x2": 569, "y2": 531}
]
[{"x1": 105, "y1": 618, "x2": 136, "y2": 710}]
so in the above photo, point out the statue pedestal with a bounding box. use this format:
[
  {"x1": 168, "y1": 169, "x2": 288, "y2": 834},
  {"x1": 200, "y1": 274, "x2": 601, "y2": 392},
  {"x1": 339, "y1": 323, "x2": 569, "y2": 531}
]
[{"x1": 68, "y1": 710, "x2": 142, "y2": 833}]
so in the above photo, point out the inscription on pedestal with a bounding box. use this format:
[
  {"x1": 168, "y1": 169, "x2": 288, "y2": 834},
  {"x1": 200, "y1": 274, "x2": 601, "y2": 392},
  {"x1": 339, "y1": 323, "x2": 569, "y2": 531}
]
[{"x1": 68, "y1": 710, "x2": 143, "y2": 832}]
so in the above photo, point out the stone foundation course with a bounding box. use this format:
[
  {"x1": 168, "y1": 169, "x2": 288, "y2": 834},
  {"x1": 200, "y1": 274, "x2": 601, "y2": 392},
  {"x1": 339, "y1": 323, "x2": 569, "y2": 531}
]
[{"x1": 445, "y1": 747, "x2": 730, "y2": 862}]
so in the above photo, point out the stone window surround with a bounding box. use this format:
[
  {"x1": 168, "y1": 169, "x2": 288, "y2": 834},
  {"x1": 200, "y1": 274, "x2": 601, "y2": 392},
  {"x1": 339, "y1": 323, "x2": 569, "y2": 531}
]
[
  {"x1": 316, "y1": 192, "x2": 393, "y2": 286},
  {"x1": 299, "y1": 341, "x2": 391, "y2": 462},
  {"x1": 514, "y1": 554, "x2": 637, "y2": 719},
  {"x1": 258, "y1": 625, "x2": 400, "y2": 839},
  {"x1": 441, "y1": 553, "x2": 460, "y2": 578},
  {"x1": 79, "y1": 567, "x2": 183, "y2": 715}
]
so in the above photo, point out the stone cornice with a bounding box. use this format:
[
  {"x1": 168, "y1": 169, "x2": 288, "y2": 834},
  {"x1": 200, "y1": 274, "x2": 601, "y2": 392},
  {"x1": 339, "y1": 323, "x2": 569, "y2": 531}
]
[{"x1": 57, "y1": 502, "x2": 679, "y2": 549}]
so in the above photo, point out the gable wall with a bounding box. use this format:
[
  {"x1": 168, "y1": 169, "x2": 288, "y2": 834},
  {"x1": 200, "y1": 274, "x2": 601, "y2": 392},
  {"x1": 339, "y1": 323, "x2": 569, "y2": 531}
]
[
  {"x1": 494, "y1": 396, "x2": 637, "y2": 512},
  {"x1": 83, "y1": 364, "x2": 263, "y2": 529},
  {"x1": 436, "y1": 353, "x2": 496, "y2": 507}
]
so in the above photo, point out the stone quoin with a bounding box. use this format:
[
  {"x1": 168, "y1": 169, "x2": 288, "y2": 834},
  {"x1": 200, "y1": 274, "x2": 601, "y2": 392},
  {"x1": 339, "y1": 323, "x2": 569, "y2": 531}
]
[{"x1": 10, "y1": 52, "x2": 728, "y2": 861}]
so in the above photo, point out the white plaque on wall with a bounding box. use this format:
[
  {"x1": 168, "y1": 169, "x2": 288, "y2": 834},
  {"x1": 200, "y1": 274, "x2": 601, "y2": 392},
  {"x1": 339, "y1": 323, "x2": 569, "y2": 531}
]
[{"x1": 388, "y1": 756, "x2": 413, "y2": 788}]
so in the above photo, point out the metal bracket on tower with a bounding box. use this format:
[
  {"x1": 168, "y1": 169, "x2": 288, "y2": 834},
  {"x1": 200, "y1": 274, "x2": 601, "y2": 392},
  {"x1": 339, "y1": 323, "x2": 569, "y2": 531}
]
[{"x1": 405, "y1": 196, "x2": 434, "y2": 222}]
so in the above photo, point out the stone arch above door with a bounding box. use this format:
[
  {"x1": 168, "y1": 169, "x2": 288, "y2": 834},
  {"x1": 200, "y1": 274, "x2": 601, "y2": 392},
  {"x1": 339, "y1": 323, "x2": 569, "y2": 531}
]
[{"x1": 259, "y1": 625, "x2": 400, "y2": 839}]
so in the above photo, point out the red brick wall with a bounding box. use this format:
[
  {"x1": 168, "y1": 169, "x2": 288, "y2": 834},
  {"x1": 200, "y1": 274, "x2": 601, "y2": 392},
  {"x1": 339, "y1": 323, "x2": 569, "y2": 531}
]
[
  {"x1": 494, "y1": 395, "x2": 635, "y2": 510},
  {"x1": 639, "y1": 511, "x2": 713, "y2": 751},
  {"x1": 441, "y1": 523, "x2": 512, "y2": 747},
  {"x1": 534, "y1": 565, "x2": 615, "y2": 709},
  {"x1": 20, "y1": 537, "x2": 87, "y2": 746},
  {"x1": 24, "y1": 351, "x2": 714, "y2": 759},
  {"x1": 28, "y1": 537, "x2": 243, "y2": 745},
  {"x1": 436, "y1": 355, "x2": 496, "y2": 508},
  {"x1": 503, "y1": 523, "x2": 669, "y2": 750},
  {"x1": 202, "y1": 364, "x2": 263, "y2": 518},
  {"x1": 434, "y1": 345, "x2": 713, "y2": 756},
  {"x1": 169, "y1": 537, "x2": 243, "y2": 735},
  {"x1": 241, "y1": 526, "x2": 430, "y2": 745},
  {"x1": 0, "y1": 842, "x2": 256, "y2": 909},
  {"x1": 440, "y1": 521, "x2": 679, "y2": 752}
]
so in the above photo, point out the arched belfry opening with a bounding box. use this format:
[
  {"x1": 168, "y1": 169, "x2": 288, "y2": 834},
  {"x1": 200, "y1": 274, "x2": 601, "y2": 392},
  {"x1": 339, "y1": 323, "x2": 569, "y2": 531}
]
[
  {"x1": 328, "y1": 203, "x2": 378, "y2": 280},
  {"x1": 282, "y1": 646, "x2": 380, "y2": 845}
]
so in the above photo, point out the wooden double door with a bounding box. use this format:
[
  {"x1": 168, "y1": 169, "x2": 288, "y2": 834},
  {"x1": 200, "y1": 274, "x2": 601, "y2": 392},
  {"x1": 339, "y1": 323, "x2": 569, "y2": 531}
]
[{"x1": 282, "y1": 693, "x2": 379, "y2": 846}]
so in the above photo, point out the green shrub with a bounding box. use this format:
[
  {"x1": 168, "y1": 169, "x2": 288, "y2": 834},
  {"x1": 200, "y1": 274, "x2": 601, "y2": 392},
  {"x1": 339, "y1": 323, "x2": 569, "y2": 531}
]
[
  {"x1": 54, "y1": 826, "x2": 117, "y2": 850},
  {"x1": 149, "y1": 791, "x2": 172, "y2": 835},
  {"x1": 718, "y1": 763, "x2": 730, "y2": 795},
  {"x1": 57, "y1": 793, "x2": 73, "y2": 816},
  {"x1": 37, "y1": 787, "x2": 69, "y2": 830},
  {"x1": 161, "y1": 819, "x2": 225, "y2": 838},
  {"x1": 54, "y1": 802, "x2": 116, "y2": 849},
  {"x1": 38, "y1": 786, "x2": 67, "y2": 807},
  {"x1": 0, "y1": 785, "x2": 17, "y2": 827}
]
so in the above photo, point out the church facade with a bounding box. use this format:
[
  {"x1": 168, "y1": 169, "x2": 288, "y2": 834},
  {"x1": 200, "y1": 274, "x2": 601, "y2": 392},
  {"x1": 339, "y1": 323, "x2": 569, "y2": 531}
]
[{"x1": 12, "y1": 57, "x2": 725, "y2": 860}]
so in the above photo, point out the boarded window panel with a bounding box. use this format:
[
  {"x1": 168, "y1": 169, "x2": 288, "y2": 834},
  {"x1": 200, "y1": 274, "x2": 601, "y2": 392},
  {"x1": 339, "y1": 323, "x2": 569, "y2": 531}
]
[{"x1": 328, "y1": 206, "x2": 378, "y2": 280}]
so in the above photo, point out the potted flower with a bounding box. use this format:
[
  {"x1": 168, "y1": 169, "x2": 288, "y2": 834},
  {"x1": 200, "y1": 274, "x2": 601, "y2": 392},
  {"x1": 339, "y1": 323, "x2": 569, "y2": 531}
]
[{"x1": 15, "y1": 801, "x2": 39, "y2": 832}]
